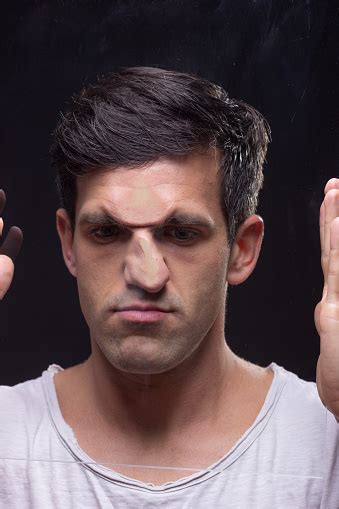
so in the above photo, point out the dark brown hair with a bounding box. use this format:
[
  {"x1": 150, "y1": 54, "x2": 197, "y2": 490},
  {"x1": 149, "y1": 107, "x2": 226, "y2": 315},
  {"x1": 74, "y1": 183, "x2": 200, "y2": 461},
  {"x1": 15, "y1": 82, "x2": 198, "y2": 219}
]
[{"x1": 50, "y1": 67, "x2": 270, "y2": 245}]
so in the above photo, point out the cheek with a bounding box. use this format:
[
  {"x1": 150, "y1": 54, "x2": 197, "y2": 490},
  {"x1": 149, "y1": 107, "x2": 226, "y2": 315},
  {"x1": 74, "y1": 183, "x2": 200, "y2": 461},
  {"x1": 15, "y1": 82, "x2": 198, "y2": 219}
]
[
  {"x1": 74, "y1": 256, "x2": 114, "y2": 320},
  {"x1": 75, "y1": 243, "x2": 115, "y2": 287},
  {"x1": 75, "y1": 271, "x2": 98, "y2": 326},
  {"x1": 180, "y1": 252, "x2": 228, "y2": 311}
]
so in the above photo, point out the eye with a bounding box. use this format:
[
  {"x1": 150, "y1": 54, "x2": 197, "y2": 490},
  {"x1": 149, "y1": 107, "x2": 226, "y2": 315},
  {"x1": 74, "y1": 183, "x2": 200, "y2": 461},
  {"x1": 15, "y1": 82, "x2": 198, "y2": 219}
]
[
  {"x1": 164, "y1": 227, "x2": 199, "y2": 243},
  {"x1": 89, "y1": 225, "x2": 124, "y2": 241}
]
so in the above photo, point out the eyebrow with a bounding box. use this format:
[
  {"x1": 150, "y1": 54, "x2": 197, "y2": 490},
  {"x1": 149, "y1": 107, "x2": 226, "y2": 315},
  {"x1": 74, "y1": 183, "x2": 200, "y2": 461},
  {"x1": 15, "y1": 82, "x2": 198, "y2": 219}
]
[{"x1": 78, "y1": 210, "x2": 215, "y2": 230}]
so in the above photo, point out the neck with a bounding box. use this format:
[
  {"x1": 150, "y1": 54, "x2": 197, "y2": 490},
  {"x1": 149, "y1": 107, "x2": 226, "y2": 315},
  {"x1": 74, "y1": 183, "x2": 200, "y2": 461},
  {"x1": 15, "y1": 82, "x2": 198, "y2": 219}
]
[{"x1": 81, "y1": 330, "x2": 240, "y2": 440}]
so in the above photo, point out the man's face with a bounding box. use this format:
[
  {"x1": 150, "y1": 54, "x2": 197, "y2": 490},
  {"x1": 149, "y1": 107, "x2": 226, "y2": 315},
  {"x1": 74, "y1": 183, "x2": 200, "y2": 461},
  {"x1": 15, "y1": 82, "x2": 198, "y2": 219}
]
[{"x1": 67, "y1": 152, "x2": 231, "y2": 374}]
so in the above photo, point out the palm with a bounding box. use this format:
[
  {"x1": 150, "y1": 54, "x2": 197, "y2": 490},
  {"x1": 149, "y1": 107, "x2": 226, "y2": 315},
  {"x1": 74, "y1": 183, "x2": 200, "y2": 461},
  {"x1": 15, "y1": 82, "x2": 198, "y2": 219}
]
[{"x1": 314, "y1": 178, "x2": 339, "y2": 420}]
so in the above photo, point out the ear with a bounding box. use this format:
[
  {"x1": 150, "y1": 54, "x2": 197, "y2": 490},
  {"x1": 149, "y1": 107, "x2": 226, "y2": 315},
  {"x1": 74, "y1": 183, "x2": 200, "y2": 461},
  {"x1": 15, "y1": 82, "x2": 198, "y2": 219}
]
[
  {"x1": 226, "y1": 215, "x2": 264, "y2": 285},
  {"x1": 56, "y1": 208, "x2": 77, "y2": 278}
]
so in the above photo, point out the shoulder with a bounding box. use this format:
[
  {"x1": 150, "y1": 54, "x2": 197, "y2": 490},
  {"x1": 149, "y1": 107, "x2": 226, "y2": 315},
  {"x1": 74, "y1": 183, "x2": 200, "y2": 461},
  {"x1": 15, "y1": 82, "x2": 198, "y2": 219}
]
[
  {"x1": 273, "y1": 364, "x2": 329, "y2": 420},
  {"x1": 269, "y1": 363, "x2": 338, "y2": 452},
  {"x1": 0, "y1": 369, "x2": 52, "y2": 455},
  {"x1": 0, "y1": 376, "x2": 42, "y2": 416}
]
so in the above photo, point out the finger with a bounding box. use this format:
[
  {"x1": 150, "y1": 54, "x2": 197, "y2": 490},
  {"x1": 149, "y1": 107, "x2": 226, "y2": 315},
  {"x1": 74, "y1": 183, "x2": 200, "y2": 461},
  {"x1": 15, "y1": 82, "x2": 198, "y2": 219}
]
[
  {"x1": 0, "y1": 226, "x2": 23, "y2": 262},
  {"x1": 321, "y1": 179, "x2": 339, "y2": 265},
  {"x1": 0, "y1": 254, "x2": 14, "y2": 300},
  {"x1": 324, "y1": 178, "x2": 339, "y2": 195},
  {"x1": 323, "y1": 189, "x2": 339, "y2": 281},
  {"x1": 325, "y1": 217, "x2": 339, "y2": 303},
  {"x1": 0, "y1": 189, "x2": 5, "y2": 215},
  {"x1": 320, "y1": 202, "x2": 325, "y2": 272},
  {"x1": 0, "y1": 189, "x2": 6, "y2": 237}
]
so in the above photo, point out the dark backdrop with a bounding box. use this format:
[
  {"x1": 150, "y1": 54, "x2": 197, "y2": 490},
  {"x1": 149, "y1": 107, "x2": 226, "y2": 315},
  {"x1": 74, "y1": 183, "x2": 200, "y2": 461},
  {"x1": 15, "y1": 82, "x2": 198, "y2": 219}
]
[{"x1": 1, "y1": 0, "x2": 338, "y2": 385}]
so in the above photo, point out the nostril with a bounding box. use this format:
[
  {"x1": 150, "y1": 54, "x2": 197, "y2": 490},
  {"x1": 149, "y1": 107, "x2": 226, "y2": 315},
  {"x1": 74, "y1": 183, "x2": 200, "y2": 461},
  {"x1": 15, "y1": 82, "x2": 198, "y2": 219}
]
[{"x1": 124, "y1": 256, "x2": 170, "y2": 293}]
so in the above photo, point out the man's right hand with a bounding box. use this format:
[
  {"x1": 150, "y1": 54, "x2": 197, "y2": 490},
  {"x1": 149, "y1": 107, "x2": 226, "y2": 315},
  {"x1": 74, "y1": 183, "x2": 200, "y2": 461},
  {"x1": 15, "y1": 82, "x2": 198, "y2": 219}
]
[{"x1": 0, "y1": 189, "x2": 23, "y2": 300}]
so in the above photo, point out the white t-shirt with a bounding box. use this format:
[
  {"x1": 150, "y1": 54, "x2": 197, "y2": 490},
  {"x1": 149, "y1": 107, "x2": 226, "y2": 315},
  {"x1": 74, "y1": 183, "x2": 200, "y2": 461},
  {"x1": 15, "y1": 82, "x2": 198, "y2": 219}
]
[{"x1": 0, "y1": 363, "x2": 338, "y2": 508}]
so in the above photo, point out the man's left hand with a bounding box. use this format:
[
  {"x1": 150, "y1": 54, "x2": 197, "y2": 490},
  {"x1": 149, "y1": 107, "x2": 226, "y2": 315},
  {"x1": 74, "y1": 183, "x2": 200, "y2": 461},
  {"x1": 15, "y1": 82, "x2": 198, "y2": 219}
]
[{"x1": 315, "y1": 178, "x2": 339, "y2": 421}]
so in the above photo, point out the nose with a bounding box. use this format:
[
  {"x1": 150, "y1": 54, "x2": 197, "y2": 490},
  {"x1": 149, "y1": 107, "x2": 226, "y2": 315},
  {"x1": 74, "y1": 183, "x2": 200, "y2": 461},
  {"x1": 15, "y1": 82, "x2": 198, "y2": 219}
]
[{"x1": 124, "y1": 231, "x2": 170, "y2": 293}]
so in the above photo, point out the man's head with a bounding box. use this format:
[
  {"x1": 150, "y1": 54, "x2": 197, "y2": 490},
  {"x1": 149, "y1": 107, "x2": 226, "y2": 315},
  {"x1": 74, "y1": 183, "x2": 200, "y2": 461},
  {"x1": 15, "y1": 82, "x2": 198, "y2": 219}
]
[
  {"x1": 51, "y1": 67, "x2": 270, "y2": 375},
  {"x1": 50, "y1": 66, "x2": 270, "y2": 246}
]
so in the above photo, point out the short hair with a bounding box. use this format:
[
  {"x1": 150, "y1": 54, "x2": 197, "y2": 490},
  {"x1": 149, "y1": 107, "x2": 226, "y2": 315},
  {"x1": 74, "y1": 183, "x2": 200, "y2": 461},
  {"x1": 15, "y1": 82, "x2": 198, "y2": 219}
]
[{"x1": 50, "y1": 66, "x2": 271, "y2": 245}]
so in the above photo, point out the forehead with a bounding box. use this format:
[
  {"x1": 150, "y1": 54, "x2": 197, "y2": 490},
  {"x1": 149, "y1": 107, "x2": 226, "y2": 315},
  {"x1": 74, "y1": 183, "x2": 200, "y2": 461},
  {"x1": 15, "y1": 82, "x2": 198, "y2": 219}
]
[{"x1": 75, "y1": 152, "x2": 224, "y2": 226}]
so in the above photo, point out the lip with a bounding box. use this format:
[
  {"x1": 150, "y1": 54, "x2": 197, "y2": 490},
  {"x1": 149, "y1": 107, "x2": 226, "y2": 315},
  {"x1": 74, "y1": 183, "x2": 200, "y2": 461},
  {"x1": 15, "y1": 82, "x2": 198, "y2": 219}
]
[
  {"x1": 115, "y1": 309, "x2": 171, "y2": 322},
  {"x1": 116, "y1": 304, "x2": 170, "y2": 312}
]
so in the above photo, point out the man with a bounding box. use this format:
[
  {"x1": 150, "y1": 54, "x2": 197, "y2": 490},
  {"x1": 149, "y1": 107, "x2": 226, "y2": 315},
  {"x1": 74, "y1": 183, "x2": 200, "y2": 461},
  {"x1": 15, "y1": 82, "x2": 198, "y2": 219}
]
[{"x1": 0, "y1": 67, "x2": 338, "y2": 508}]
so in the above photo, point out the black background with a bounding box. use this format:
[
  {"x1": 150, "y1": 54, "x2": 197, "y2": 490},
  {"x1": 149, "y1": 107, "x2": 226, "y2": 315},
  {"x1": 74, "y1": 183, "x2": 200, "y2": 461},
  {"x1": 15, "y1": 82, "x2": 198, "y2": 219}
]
[{"x1": 0, "y1": 0, "x2": 338, "y2": 385}]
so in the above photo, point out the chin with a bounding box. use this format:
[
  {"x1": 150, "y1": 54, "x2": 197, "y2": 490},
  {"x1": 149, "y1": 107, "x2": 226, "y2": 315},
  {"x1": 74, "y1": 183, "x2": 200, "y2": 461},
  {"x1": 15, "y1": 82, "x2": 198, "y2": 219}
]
[
  {"x1": 96, "y1": 332, "x2": 195, "y2": 375},
  {"x1": 108, "y1": 347, "x2": 185, "y2": 375},
  {"x1": 112, "y1": 354, "x2": 180, "y2": 375}
]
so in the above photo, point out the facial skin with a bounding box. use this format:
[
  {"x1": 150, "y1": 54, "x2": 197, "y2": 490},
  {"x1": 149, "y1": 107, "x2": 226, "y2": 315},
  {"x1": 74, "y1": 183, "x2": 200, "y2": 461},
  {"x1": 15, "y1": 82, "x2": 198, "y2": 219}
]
[
  {"x1": 56, "y1": 151, "x2": 264, "y2": 377},
  {"x1": 55, "y1": 153, "x2": 267, "y2": 483}
]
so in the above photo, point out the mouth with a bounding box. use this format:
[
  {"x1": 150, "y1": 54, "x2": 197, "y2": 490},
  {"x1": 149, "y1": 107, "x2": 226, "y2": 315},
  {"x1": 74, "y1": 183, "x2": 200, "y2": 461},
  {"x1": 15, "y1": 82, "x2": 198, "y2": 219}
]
[{"x1": 114, "y1": 308, "x2": 172, "y2": 323}]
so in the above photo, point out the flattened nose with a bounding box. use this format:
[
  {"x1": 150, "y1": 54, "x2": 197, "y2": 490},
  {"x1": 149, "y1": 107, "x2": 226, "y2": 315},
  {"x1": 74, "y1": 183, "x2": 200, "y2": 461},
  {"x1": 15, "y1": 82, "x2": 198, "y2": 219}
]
[{"x1": 124, "y1": 235, "x2": 169, "y2": 292}]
